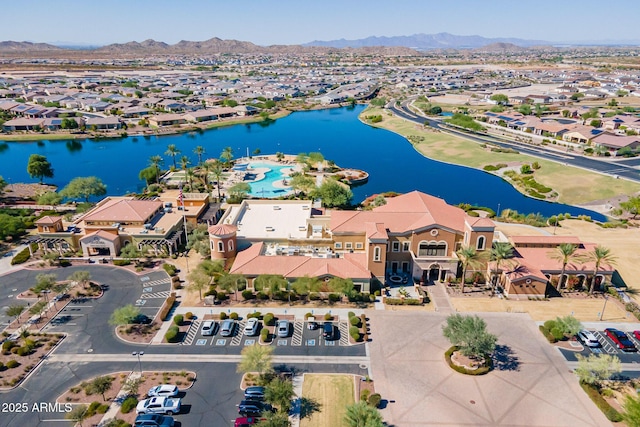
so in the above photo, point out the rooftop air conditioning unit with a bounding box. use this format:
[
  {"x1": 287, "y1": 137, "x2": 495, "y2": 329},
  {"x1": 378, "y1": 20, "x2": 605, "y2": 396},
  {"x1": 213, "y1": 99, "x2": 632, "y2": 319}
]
[
  {"x1": 273, "y1": 206, "x2": 281, "y2": 210},
  {"x1": 144, "y1": 223, "x2": 153, "y2": 229},
  {"x1": 265, "y1": 226, "x2": 275, "y2": 232}
]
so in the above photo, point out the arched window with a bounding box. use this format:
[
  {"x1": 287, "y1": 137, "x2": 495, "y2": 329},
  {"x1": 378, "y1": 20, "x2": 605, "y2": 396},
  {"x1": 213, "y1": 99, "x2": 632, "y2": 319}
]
[
  {"x1": 373, "y1": 246, "x2": 381, "y2": 261},
  {"x1": 217, "y1": 241, "x2": 224, "y2": 252},
  {"x1": 418, "y1": 240, "x2": 447, "y2": 257},
  {"x1": 228, "y1": 240, "x2": 234, "y2": 252},
  {"x1": 476, "y1": 236, "x2": 486, "y2": 250}
]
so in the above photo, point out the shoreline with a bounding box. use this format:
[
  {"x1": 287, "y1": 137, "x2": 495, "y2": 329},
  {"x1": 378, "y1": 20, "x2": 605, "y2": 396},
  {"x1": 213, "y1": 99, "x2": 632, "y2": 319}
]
[
  {"x1": 357, "y1": 107, "x2": 624, "y2": 219},
  {"x1": 0, "y1": 102, "x2": 357, "y2": 143}
]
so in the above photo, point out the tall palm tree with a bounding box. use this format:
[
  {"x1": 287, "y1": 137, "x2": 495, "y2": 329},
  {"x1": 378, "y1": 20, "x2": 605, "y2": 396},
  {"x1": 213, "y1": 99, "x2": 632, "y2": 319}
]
[
  {"x1": 549, "y1": 243, "x2": 579, "y2": 290},
  {"x1": 193, "y1": 145, "x2": 205, "y2": 166},
  {"x1": 210, "y1": 160, "x2": 224, "y2": 202},
  {"x1": 489, "y1": 242, "x2": 514, "y2": 290},
  {"x1": 165, "y1": 144, "x2": 180, "y2": 169},
  {"x1": 220, "y1": 146, "x2": 233, "y2": 167},
  {"x1": 149, "y1": 155, "x2": 163, "y2": 184},
  {"x1": 588, "y1": 245, "x2": 617, "y2": 294},
  {"x1": 186, "y1": 167, "x2": 196, "y2": 191},
  {"x1": 180, "y1": 155, "x2": 190, "y2": 172},
  {"x1": 456, "y1": 246, "x2": 487, "y2": 294}
]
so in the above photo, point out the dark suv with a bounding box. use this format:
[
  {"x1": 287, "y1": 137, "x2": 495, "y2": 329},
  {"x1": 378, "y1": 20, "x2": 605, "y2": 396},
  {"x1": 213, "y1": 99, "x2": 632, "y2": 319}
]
[
  {"x1": 244, "y1": 386, "x2": 265, "y2": 400},
  {"x1": 323, "y1": 322, "x2": 335, "y2": 340},
  {"x1": 238, "y1": 400, "x2": 272, "y2": 416}
]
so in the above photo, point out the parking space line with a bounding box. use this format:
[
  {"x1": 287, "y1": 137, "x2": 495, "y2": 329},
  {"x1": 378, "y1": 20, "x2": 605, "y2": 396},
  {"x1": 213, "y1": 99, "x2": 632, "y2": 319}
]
[
  {"x1": 291, "y1": 321, "x2": 303, "y2": 346},
  {"x1": 595, "y1": 331, "x2": 619, "y2": 354},
  {"x1": 182, "y1": 320, "x2": 201, "y2": 346},
  {"x1": 230, "y1": 321, "x2": 245, "y2": 346},
  {"x1": 338, "y1": 322, "x2": 349, "y2": 346}
]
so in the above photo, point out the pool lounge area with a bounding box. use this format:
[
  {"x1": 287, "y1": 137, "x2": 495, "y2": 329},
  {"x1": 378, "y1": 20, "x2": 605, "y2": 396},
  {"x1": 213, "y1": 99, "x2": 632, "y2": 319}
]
[{"x1": 243, "y1": 161, "x2": 297, "y2": 198}]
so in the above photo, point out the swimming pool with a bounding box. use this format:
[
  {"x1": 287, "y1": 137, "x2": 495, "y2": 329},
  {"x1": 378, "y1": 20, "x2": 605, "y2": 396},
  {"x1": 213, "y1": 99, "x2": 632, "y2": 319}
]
[{"x1": 246, "y1": 162, "x2": 293, "y2": 198}]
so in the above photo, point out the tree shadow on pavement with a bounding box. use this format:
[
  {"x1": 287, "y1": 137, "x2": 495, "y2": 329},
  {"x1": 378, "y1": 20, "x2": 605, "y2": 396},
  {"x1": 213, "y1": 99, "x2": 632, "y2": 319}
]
[
  {"x1": 493, "y1": 344, "x2": 520, "y2": 371},
  {"x1": 299, "y1": 396, "x2": 321, "y2": 419}
]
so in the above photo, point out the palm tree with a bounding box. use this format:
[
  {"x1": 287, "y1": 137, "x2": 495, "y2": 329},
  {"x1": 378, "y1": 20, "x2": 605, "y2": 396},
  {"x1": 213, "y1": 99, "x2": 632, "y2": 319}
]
[
  {"x1": 210, "y1": 160, "x2": 224, "y2": 202},
  {"x1": 489, "y1": 242, "x2": 514, "y2": 290},
  {"x1": 180, "y1": 155, "x2": 190, "y2": 172},
  {"x1": 165, "y1": 144, "x2": 180, "y2": 169},
  {"x1": 456, "y1": 246, "x2": 487, "y2": 294},
  {"x1": 193, "y1": 145, "x2": 205, "y2": 166},
  {"x1": 588, "y1": 245, "x2": 617, "y2": 294},
  {"x1": 549, "y1": 243, "x2": 580, "y2": 290},
  {"x1": 344, "y1": 401, "x2": 384, "y2": 427},
  {"x1": 220, "y1": 146, "x2": 233, "y2": 167},
  {"x1": 149, "y1": 155, "x2": 163, "y2": 184},
  {"x1": 186, "y1": 167, "x2": 196, "y2": 191}
]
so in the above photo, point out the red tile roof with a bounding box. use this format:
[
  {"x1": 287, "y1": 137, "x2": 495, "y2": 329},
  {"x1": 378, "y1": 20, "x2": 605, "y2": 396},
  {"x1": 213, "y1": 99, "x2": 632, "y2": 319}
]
[
  {"x1": 35, "y1": 215, "x2": 63, "y2": 225},
  {"x1": 82, "y1": 199, "x2": 161, "y2": 223}
]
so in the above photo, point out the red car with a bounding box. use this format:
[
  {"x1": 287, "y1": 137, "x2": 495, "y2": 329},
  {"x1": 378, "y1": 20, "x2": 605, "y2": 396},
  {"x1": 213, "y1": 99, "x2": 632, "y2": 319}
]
[
  {"x1": 633, "y1": 330, "x2": 640, "y2": 341},
  {"x1": 605, "y1": 328, "x2": 637, "y2": 352},
  {"x1": 235, "y1": 417, "x2": 264, "y2": 427}
]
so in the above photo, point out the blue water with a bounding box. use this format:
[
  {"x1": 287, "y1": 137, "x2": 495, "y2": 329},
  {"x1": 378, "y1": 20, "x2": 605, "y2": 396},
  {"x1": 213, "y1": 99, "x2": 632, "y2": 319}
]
[
  {"x1": 246, "y1": 162, "x2": 292, "y2": 197},
  {"x1": 0, "y1": 105, "x2": 605, "y2": 220}
]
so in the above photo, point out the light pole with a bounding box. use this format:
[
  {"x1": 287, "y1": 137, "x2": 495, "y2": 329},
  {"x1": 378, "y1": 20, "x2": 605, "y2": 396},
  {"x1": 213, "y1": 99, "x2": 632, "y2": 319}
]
[
  {"x1": 599, "y1": 295, "x2": 609, "y2": 321},
  {"x1": 132, "y1": 351, "x2": 144, "y2": 375}
]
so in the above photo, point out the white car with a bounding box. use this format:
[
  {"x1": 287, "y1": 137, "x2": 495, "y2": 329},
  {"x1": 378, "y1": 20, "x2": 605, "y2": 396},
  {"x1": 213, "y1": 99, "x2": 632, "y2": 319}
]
[
  {"x1": 277, "y1": 320, "x2": 289, "y2": 338},
  {"x1": 136, "y1": 396, "x2": 181, "y2": 415},
  {"x1": 577, "y1": 330, "x2": 601, "y2": 348},
  {"x1": 201, "y1": 320, "x2": 216, "y2": 336},
  {"x1": 147, "y1": 385, "x2": 179, "y2": 398},
  {"x1": 244, "y1": 318, "x2": 260, "y2": 336}
]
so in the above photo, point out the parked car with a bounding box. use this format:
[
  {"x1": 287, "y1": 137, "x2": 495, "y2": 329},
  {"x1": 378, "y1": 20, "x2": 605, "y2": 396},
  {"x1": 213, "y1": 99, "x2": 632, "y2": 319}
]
[
  {"x1": 147, "y1": 384, "x2": 179, "y2": 398},
  {"x1": 221, "y1": 319, "x2": 236, "y2": 337},
  {"x1": 134, "y1": 413, "x2": 175, "y2": 427},
  {"x1": 234, "y1": 416, "x2": 264, "y2": 427},
  {"x1": 136, "y1": 397, "x2": 181, "y2": 415},
  {"x1": 244, "y1": 386, "x2": 265, "y2": 400},
  {"x1": 605, "y1": 328, "x2": 637, "y2": 352},
  {"x1": 244, "y1": 318, "x2": 260, "y2": 336},
  {"x1": 276, "y1": 320, "x2": 289, "y2": 338},
  {"x1": 633, "y1": 330, "x2": 640, "y2": 341},
  {"x1": 576, "y1": 330, "x2": 601, "y2": 348},
  {"x1": 201, "y1": 320, "x2": 216, "y2": 336},
  {"x1": 238, "y1": 400, "x2": 273, "y2": 416},
  {"x1": 132, "y1": 314, "x2": 151, "y2": 324},
  {"x1": 323, "y1": 322, "x2": 335, "y2": 340}
]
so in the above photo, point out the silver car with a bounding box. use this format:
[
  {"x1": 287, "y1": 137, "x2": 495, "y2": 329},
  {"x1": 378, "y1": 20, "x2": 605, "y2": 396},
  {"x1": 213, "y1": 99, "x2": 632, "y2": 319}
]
[
  {"x1": 276, "y1": 320, "x2": 289, "y2": 338},
  {"x1": 201, "y1": 320, "x2": 215, "y2": 336},
  {"x1": 577, "y1": 329, "x2": 601, "y2": 348}
]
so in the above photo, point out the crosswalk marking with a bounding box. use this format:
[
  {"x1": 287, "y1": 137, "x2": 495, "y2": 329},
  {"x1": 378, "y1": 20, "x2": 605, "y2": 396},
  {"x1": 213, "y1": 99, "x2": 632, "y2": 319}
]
[
  {"x1": 230, "y1": 321, "x2": 245, "y2": 346},
  {"x1": 291, "y1": 321, "x2": 303, "y2": 346},
  {"x1": 140, "y1": 291, "x2": 171, "y2": 299},
  {"x1": 142, "y1": 279, "x2": 171, "y2": 287},
  {"x1": 182, "y1": 320, "x2": 201, "y2": 346},
  {"x1": 338, "y1": 322, "x2": 349, "y2": 346}
]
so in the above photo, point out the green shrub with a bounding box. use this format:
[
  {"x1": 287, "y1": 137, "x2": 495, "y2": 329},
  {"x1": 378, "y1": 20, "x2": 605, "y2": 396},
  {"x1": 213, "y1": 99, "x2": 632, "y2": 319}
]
[
  {"x1": 264, "y1": 313, "x2": 275, "y2": 326},
  {"x1": 184, "y1": 312, "x2": 193, "y2": 320},
  {"x1": 113, "y1": 259, "x2": 131, "y2": 266},
  {"x1": 165, "y1": 325, "x2": 180, "y2": 343},
  {"x1": 159, "y1": 294, "x2": 176, "y2": 321},
  {"x1": 256, "y1": 291, "x2": 269, "y2": 300},
  {"x1": 368, "y1": 393, "x2": 382, "y2": 408},
  {"x1": 11, "y1": 247, "x2": 31, "y2": 265},
  {"x1": 173, "y1": 314, "x2": 183, "y2": 326},
  {"x1": 219, "y1": 312, "x2": 227, "y2": 320},
  {"x1": 6, "y1": 360, "x2": 19, "y2": 369},
  {"x1": 2, "y1": 340, "x2": 16, "y2": 352},
  {"x1": 580, "y1": 382, "x2": 623, "y2": 422},
  {"x1": 16, "y1": 347, "x2": 31, "y2": 357},
  {"x1": 162, "y1": 263, "x2": 177, "y2": 276},
  {"x1": 120, "y1": 396, "x2": 138, "y2": 414},
  {"x1": 348, "y1": 311, "x2": 356, "y2": 319},
  {"x1": 309, "y1": 292, "x2": 321, "y2": 301},
  {"x1": 87, "y1": 401, "x2": 101, "y2": 416},
  {"x1": 242, "y1": 290, "x2": 256, "y2": 300},
  {"x1": 217, "y1": 291, "x2": 228, "y2": 301},
  {"x1": 304, "y1": 312, "x2": 313, "y2": 319},
  {"x1": 444, "y1": 346, "x2": 491, "y2": 376},
  {"x1": 324, "y1": 313, "x2": 333, "y2": 321},
  {"x1": 260, "y1": 328, "x2": 270, "y2": 342},
  {"x1": 350, "y1": 316, "x2": 361, "y2": 327},
  {"x1": 543, "y1": 320, "x2": 557, "y2": 330},
  {"x1": 550, "y1": 326, "x2": 565, "y2": 341},
  {"x1": 539, "y1": 325, "x2": 557, "y2": 343},
  {"x1": 97, "y1": 404, "x2": 109, "y2": 414},
  {"x1": 360, "y1": 389, "x2": 370, "y2": 402},
  {"x1": 247, "y1": 312, "x2": 261, "y2": 319},
  {"x1": 328, "y1": 293, "x2": 340, "y2": 302},
  {"x1": 229, "y1": 312, "x2": 239, "y2": 320},
  {"x1": 0, "y1": 362, "x2": 4, "y2": 371}
]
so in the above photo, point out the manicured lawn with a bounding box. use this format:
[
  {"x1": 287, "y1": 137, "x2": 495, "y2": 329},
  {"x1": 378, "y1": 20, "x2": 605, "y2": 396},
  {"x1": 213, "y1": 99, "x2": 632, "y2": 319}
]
[
  {"x1": 300, "y1": 374, "x2": 355, "y2": 427},
  {"x1": 361, "y1": 107, "x2": 640, "y2": 205}
]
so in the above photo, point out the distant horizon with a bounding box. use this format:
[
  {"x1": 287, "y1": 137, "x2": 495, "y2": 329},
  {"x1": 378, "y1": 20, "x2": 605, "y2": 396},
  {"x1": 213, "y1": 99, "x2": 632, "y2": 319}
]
[{"x1": 1, "y1": 0, "x2": 639, "y2": 47}]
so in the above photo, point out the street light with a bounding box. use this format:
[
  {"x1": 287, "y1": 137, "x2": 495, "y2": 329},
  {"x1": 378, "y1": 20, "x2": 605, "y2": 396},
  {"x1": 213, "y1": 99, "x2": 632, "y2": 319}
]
[
  {"x1": 132, "y1": 351, "x2": 144, "y2": 375},
  {"x1": 599, "y1": 295, "x2": 609, "y2": 321}
]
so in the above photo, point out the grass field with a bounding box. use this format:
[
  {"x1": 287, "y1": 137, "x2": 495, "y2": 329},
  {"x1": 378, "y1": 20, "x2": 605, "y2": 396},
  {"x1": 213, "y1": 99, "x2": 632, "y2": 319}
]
[
  {"x1": 300, "y1": 374, "x2": 355, "y2": 427},
  {"x1": 361, "y1": 107, "x2": 640, "y2": 206}
]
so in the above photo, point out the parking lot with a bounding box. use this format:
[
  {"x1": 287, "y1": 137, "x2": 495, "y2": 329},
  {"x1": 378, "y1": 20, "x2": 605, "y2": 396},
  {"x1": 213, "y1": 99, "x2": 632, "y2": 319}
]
[
  {"x1": 560, "y1": 327, "x2": 640, "y2": 363},
  {"x1": 181, "y1": 319, "x2": 351, "y2": 348}
]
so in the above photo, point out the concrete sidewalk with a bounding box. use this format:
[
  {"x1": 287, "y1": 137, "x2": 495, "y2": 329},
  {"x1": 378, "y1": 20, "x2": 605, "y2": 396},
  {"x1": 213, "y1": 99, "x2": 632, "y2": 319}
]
[{"x1": 99, "y1": 371, "x2": 140, "y2": 425}]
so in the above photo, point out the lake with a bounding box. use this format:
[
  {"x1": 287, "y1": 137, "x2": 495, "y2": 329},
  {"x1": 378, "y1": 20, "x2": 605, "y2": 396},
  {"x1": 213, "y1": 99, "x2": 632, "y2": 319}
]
[{"x1": 0, "y1": 105, "x2": 605, "y2": 220}]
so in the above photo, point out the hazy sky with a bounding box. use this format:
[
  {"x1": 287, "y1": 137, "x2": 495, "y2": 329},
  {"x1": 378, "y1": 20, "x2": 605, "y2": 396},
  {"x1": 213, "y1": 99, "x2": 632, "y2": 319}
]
[{"x1": 2, "y1": 0, "x2": 638, "y2": 46}]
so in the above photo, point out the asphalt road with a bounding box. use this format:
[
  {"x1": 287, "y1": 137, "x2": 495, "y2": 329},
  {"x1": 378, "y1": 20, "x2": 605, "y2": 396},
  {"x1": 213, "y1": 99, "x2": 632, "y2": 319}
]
[{"x1": 388, "y1": 101, "x2": 640, "y2": 183}]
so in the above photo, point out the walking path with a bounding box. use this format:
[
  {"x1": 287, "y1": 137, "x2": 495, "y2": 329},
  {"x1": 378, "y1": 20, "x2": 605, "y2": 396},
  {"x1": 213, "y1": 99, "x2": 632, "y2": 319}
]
[
  {"x1": 428, "y1": 282, "x2": 454, "y2": 314},
  {"x1": 99, "y1": 371, "x2": 141, "y2": 425}
]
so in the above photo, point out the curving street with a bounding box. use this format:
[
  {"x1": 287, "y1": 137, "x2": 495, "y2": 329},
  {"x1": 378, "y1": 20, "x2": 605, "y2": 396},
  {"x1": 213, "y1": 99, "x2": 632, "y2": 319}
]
[{"x1": 388, "y1": 100, "x2": 640, "y2": 183}]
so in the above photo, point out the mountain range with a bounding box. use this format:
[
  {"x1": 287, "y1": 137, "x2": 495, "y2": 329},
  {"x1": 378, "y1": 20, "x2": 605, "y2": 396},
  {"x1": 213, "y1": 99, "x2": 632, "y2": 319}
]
[{"x1": 304, "y1": 32, "x2": 550, "y2": 49}]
